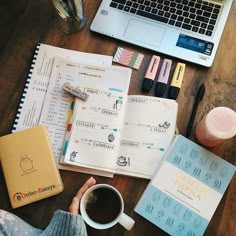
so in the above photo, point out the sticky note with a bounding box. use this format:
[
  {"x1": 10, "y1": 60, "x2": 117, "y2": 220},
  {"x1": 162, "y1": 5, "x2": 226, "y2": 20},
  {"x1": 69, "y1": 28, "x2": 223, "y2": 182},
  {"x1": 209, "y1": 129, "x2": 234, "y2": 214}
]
[{"x1": 113, "y1": 47, "x2": 144, "y2": 70}]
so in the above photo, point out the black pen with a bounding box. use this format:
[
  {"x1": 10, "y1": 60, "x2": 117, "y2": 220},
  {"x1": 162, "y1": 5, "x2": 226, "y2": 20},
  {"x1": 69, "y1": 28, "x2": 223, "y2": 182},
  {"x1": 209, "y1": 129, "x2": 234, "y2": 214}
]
[{"x1": 186, "y1": 84, "x2": 205, "y2": 138}]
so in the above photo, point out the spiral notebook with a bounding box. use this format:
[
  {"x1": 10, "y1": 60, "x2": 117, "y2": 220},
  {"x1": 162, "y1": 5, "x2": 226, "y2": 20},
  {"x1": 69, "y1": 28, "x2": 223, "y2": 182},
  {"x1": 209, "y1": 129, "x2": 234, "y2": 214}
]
[{"x1": 12, "y1": 43, "x2": 112, "y2": 133}]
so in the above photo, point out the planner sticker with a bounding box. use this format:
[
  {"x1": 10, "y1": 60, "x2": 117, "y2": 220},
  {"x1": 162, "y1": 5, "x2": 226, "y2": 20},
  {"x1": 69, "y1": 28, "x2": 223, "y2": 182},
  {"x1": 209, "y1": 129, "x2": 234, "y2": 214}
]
[{"x1": 113, "y1": 47, "x2": 144, "y2": 70}]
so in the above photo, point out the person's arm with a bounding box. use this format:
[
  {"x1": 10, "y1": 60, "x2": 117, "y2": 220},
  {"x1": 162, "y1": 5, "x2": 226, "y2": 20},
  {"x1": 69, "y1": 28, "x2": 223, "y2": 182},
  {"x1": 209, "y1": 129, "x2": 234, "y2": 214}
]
[
  {"x1": 41, "y1": 177, "x2": 96, "y2": 236},
  {"x1": 40, "y1": 210, "x2": 87, "y2": 236},
  {"x1": 0, "y1": 177, "x2": 96, "y2": 236}
]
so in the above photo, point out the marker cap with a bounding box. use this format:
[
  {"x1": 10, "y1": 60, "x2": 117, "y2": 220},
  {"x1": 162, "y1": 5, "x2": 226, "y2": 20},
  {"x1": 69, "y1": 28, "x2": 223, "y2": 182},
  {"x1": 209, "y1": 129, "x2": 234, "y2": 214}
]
[
  {"x1": 155, "y1": 82, "x2": 167, "y2": 97},
  {"x1": 168, "y1": 87, "x2": 180, "y2": 100},
  {"x1": 142, "y1": 79, "x2": 154, "y2": 92}
]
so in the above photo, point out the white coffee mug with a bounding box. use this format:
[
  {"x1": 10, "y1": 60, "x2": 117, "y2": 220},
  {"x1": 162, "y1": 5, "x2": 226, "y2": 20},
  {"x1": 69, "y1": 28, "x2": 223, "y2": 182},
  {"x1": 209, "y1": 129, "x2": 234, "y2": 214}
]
[{"x1": 80, "y1": 184, "x2": 135, "y2": 230}]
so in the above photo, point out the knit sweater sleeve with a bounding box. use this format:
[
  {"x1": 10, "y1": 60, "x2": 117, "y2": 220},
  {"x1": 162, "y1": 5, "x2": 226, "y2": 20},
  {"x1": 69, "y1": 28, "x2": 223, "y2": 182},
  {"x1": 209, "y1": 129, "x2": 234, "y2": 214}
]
[{"x1": 40, "y1": 210, "x2": 87, "y2": 236}]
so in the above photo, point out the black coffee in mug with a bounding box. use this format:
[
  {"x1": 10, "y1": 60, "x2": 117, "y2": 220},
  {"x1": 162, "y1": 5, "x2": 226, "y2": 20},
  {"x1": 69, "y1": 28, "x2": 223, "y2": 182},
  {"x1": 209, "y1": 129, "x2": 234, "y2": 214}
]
[{"x1": 85, "y1": 187, "x2": 122, "y2": 224}]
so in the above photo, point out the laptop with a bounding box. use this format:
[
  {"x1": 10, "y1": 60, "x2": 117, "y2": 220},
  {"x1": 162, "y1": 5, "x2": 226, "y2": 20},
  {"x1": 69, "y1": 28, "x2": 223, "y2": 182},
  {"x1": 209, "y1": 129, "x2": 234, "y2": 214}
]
[{"x1": 90, "y1": 0, "x2": 233, "y2": 67}]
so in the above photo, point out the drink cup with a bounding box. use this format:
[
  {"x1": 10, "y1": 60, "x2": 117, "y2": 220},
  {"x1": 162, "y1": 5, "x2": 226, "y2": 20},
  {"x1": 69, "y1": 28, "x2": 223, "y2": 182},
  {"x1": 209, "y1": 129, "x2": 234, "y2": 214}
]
[
  {"x1": 80, "y1": 184, "x2": 135, "y2": 230},
  {"x1": 195, "y1": 107, "x2": 236, "y2": 147}
]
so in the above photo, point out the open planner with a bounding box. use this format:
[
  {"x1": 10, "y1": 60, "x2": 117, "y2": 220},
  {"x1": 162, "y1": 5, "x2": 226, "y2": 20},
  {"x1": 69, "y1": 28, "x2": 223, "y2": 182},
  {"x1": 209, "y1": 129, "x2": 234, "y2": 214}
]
[
  {"x1": 61, "y1": 92, "x2": 178, "y2": 179},
  {"x1": 44, "y1": 56, "x2": 177, "y2": 178},
  {"x1": 12, "y1": 43, "x2": 178, "y2": 178}
]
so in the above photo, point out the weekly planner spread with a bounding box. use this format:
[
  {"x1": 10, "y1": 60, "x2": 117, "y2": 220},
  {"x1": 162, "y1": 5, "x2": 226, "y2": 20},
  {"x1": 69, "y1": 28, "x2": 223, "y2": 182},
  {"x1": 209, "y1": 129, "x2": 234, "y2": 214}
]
[{"x1": 61, "y1": 93, "x2": 178, "y2": 178}]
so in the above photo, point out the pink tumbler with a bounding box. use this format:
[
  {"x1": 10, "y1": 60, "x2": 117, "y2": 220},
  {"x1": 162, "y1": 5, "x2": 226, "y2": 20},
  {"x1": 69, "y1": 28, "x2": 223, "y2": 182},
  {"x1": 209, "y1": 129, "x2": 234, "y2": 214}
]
[{"x1": 195, "y1": 107, "x2": 236, "y2": 147}]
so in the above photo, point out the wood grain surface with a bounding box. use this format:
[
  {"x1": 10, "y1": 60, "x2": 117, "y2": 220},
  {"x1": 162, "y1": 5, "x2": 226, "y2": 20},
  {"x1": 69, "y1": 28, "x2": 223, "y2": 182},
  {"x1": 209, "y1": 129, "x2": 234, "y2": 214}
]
[{"x1": 0, "y1": 1, "x2": 235, "y2": 235}]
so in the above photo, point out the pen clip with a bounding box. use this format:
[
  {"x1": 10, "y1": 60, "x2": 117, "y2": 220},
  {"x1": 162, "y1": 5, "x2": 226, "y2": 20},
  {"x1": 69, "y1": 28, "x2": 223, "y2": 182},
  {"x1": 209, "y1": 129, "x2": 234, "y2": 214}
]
[{"x1": 196, "y1": 84, "x2": 205, "y2": 101}]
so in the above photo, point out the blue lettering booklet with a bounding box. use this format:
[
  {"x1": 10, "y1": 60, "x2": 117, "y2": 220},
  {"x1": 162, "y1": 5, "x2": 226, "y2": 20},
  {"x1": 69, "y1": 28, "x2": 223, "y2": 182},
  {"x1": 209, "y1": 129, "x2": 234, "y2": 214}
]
[{"x1": 135, "y1": 135, "x2": 235, "y2": 235}]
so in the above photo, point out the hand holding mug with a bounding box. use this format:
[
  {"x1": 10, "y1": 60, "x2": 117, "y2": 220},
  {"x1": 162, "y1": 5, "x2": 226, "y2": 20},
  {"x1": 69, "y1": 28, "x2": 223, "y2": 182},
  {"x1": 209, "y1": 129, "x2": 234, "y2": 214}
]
[{"x1": 69, "y1": 177, "x2": 96, "y2": 215}]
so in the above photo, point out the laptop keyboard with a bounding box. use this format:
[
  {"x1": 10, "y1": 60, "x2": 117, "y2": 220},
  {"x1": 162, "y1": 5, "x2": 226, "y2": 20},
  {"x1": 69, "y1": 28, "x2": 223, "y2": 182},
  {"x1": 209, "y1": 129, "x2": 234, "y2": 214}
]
[{"x1": 109, "y1": 0, "x2": 222, "y2": 37}]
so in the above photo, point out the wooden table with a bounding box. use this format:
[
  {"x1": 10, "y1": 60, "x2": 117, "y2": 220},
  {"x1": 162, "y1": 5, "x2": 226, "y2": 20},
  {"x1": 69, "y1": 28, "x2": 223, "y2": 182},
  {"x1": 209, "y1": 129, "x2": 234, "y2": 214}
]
[{"x1": 0, "y1": 1, "x2": 235, "y2": 235}]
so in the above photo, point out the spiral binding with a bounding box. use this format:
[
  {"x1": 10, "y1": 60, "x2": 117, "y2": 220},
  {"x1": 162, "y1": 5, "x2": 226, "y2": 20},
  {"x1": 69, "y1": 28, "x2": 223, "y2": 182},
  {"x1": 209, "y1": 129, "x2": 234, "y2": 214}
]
[{"x1": 12, "y1": 43, "x2": 41, "y2": 132}]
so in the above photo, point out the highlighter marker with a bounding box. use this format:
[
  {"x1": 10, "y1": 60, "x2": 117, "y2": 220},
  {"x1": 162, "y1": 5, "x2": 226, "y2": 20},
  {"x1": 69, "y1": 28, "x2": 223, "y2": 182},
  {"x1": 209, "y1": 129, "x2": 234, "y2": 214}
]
[
  {"x1": 168, "y1": 62, "x2": 186, "y2": 100},
  {"x1": 142, "y1": 55, "x2": 160, "y2": 92},
  {"x1": 155, "y1": 59, "x2": 172, "y2": 97}
]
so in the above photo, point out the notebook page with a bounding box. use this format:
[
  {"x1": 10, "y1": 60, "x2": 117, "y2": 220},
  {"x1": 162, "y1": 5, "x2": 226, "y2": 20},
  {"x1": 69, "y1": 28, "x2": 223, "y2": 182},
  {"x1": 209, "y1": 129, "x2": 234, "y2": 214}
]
[
  {"x1": 63, "y1": 91, "x2": 128, "y2": 173},
  {"x1": 39, "y1": 58, "x2": 132, "y2": 162},
  {"x1": 116, "y1": 96, "x2": 178, "y2": 179}
]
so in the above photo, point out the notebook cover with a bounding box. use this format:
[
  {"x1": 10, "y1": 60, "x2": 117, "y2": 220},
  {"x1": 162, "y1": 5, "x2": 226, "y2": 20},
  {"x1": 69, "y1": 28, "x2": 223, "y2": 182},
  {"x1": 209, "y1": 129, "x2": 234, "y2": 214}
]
[
  {"x1": 135, "y1": 135, "x2": 235, "y2": 235},
  {"x1": 0, "y1": 125, "x2": 64, "y2": 208}
]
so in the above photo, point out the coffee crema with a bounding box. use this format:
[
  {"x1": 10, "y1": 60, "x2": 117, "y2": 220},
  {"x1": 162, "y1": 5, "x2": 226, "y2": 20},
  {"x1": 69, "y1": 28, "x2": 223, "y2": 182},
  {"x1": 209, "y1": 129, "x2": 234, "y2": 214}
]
[{"x1": 85, "y1": 187, "x2": 122, "y2": 224}]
